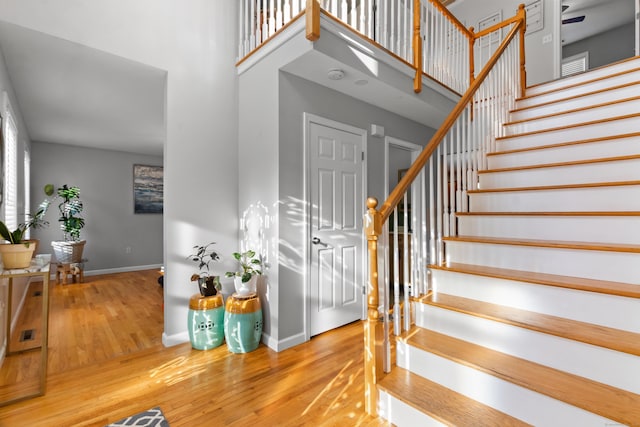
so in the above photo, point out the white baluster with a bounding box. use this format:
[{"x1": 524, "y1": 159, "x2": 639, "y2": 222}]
[
  {"x1": 284, "y1": 0, "x2": 291, "y2": 24},
  {"x1": 262, "y1": 0, "x2": 268, "y2": 42},
  {"x1": 251, "y1": 0, "x2": 261, "y2": 51},
  {"x1": 275, "y1": 0, "x2": 283, "y2": 31},
  {"x1": 269, "y1": 0, "x2": 276, "y2": 36}
]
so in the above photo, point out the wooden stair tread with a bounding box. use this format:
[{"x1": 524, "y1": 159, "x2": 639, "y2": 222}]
[
  {"x1": 402, "y1": 328, "x2": 640, "y2": 426},
  {"x1": 468, "y1": 179, "x2": 640, "y2": 193},
  {"x1": 429, "y1": 262, "x2": 640, "y2": 299},
  {"x1": 495, "y1": 113, "x2": 640, "y2": 141},
  {"x1": 519, "y1": 63, "x2": 640, "y2": 101},
  {"x1": 456, "y1": 211, "x2": 640, "y2": 217},
  {"x1": 419, "y1": 292, "x2": 640, "y2": 356},
  {"x1": 512, "y1": 80, "x2": 640, "y2": 114},
  {"x1": 378, "y1": 368, "x2": 531, "y2": 427},
  {"x1": 490, "y1": 131, "x2": 640, "y2": 156},
  {"x1": 505, "y1": 95, "x2": 640, "y2": 127},
  {"x1": 478, "y1": 154, "x2": 640, "y2": 174},
  {"x1": 443, "y1": 235, "x2": 640, "y2": 254}
]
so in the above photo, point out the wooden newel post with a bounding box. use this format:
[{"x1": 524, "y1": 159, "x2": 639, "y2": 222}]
[
  {"x1": 306, "y1": 0, "x2": 320, "y2": 41},
  {"x1": 364, "y1": 197, "x2": 383, "y2": 416},
  {"x1": 413, "y1": 0, "x2": 422, "y2": 93},
  {"x1": 518, "y1": 3, "x2": 527, "y2": 98}
]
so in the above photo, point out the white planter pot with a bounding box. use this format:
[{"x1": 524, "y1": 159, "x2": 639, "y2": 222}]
[
  {"x1": 233, "y1": 275, "x2": 257, "y2": 296},
  {"x1": 51, "y1": 240, "x2": 86, "y2": 264}
]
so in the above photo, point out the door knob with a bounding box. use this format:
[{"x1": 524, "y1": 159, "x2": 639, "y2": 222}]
[{"x1": 312, "y1": 237, "x2": 321, "y2": 245}]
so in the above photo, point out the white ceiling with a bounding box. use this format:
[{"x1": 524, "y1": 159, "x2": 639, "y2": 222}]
[
  {"x1": 0, "y1": 2, "x2": 634, "y2": 157},
  {"x1": 0, "y1": 21, "x2": 166, "y2": 156},
  {"x1": 561, "y1": 0, "x2": 635, "y2": 45}
]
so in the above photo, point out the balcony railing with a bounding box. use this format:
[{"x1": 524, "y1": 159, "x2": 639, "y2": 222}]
[{"x1": 237, "y1": 0, "x2": 517, "y2": 96}]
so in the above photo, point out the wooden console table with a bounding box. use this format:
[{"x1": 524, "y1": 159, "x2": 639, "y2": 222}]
[{"x1": 0, "y1": 254, "x2": 51, "y2": 405}]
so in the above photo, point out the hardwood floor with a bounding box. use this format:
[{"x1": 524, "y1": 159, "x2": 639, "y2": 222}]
[{"x1": 0, "y1": 269, "x2": 387, "y2": 426}]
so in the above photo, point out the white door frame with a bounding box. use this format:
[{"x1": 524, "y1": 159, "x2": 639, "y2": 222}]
[
  {"x1": 303, "y1": 113, "x2": 368, "y2": 341},
  {"x1": 636, "y1": 0, "x2": 640, "y2": 56}
]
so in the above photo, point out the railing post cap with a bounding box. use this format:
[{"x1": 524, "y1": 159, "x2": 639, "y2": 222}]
[{"x1": 366, "y1": 197, "x2": 378, "y2": 209}]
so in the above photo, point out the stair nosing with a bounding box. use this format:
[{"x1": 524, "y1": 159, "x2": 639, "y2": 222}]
[
  {"x1": 495, "y1": 113, "x2": 640, "y2": 141},
  {"x1": 490, "y1": 132, "x2": 640, "y2": 156},
  {"x1": 429, "y1": 262, "x2": 640, "y2": 299},
  {"x1": 402, "y1": 328, "x2": 640, "y2": 426},
  {"x1": 478, "y1": 154, "x2": 640, "y2": 174},
  {"x1": 467, "y1": 179, "x2": 640, "y2": 194},
  {"x1": 443, "y1": 235, "x2": 640, "y2": 254},
  {"x1": 456, "y1": 211, "x2": 640, "y2": 217}
]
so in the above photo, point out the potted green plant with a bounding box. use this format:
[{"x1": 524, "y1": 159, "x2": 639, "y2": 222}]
[
  {"x1": 0, "y1": 197, "x2": 51, "y2": 268},
  {"x1": 225, "y1": 249, "x2": 262, "y2": 296},
  {"x1": 50, "y1": 184, "x2": 86, "y2": 264},
  {"x1": 188, "y1": 242, "x2": 222, "y2": 297}
]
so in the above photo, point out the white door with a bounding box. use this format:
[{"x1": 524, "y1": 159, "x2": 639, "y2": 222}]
[{"x1": 307, "y1": 116, "x2": 365, "y2": 337}]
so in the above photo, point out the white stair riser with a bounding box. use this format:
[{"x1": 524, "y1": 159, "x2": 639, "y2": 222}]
[
  {"x1": 524, "y1": 60, "x2": 640, "y2": 97},
  {"x1": 378, "y1": 391, "x2": 445, "y2": 427},
  {"x1": 469, "y1": 185, "x2": 640, "y2": 212},
  {"x1": 504, "y1": 98, "x2": 640, "y2": 135},
  {"x1": 444, "y1": 240, "x2": 640, "y2": 284},
  {"x1": 512, "y1": 83, "x2": 640, "y2": 121},
  {"x1": 397, "y1": 341, "x2": 619, "y2": 426},
  {"x1": 414, "y1": 304, "x2": 640, "y2": 394},
  {"x1": 479, "y1": 158, "x2": 640, "y2": 188},
  {"x1": 457, "y1": 215, "x2": 640, "y2": 245},
  {"x1": 496, "y1": 116, "x2": 640, "y2": 151},
  {"x1": 431, "y1": 269, "x2": 640, "y2": 333},
  {"x1": 487, "y1": 135, "x2": 640, "y2": 169}
]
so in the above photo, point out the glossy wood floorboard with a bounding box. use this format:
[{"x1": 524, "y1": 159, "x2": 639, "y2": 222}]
[{"x1": 0, "y1": 270, "x2": 386, "y2": 426}]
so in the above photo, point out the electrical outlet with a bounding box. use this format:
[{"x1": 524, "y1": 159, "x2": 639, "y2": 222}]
[
  {"x1": 542, "y1": 34, "x2": 552, "y2": 44},
  {"x1": 125, "y1": 246, "x2": 132, "y2": 254}
]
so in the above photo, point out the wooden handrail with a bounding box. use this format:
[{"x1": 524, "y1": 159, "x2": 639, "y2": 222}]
[
  {"x1": 473, "y1": 6, "x2": 524, "y2": 40},
  {"x1": 379, "y1": 10, "x2": 525, "y2": 222},
  {"x1": 428, "y1": 0, "x2": 474, "y2": 40}
]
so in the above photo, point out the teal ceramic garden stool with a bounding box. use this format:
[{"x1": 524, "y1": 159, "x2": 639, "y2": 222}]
[
  {"x1": 188, "y1": 293, "x2": 225, "y2": 350},
  {"x1": 224, "y1": 292, "x2": 262, "y2": 353}
]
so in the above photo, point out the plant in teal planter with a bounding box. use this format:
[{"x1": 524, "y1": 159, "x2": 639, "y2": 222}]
[
  {"x1": 188, "y1": 242, "x2": 222, "y2": 297},
  {"x1": 225, "y1": 250, "x2": 262, "y2": 296}
]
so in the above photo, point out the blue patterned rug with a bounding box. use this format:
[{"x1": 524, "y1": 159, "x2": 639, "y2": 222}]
[{"x1": 106, "y1": 407, "x2": 169, "y2": 427}]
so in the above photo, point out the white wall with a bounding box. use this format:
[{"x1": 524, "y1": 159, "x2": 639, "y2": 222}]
[
  {"x1": 0, "y1": 33, "x2": 32, "y2": 360},
  {"x1": 0, "y1": 0, "x2": 239, "y2": 345},
  {"x1": 30, "y1": 142, "x2": 163, "y2": 272},
  {"x1": 449, "y1": 0, "x2": 560, "y2": 86}
]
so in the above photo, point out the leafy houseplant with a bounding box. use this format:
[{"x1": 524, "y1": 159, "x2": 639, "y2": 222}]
[
  {"x1": 50, "y1": 184, "x2": 86, "y2": 264},
  {"x1": 56, "y1": 185, "x2": 85, "y2": 241},
  {"x1": 0, "y1": 196, "x2": 52, "y2": 268},
  {"x1": 188, "y1": 242, "x2": 222, "y2": 297},
  {"x1": 225, "y1": 250, "x2": 262, "y2": 296}
]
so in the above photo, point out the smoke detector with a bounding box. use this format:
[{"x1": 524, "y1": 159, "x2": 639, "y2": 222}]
[{"x1": 327, "y1": 69, "x2": 345, "y2": 80}]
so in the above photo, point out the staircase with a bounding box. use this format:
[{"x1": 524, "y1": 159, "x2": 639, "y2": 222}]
[{"x1": 377, "y1": 58, "x2": 640, "y2": 426}]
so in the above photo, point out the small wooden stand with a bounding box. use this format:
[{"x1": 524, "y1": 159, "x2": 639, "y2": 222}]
[{"x1": 56, "y1": 261, "x2": 85, "y2": 285}]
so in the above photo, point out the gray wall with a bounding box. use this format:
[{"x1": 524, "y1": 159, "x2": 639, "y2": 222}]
[
  {"x1": 30, "y1": 141, "x2": 163, "y2": 272},
  {"x1": 563, "y1": 22, "x2": 635, "y2": 70},
  {"x1": 449, "y1": 0, "x2": 560, "y2": 86},
  {"x1": 276, "y1": 72, "x2": 435, "y2": 348}
]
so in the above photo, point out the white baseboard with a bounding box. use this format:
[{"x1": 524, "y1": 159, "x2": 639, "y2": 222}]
[
  {"x1": 265, "y1": 331, "x2": 307, "y2": 352},
  {"x1": 162, "y1": 330, "x2": 189, "y2": 347},
  {"x1": 84, "y1": 264, "x2": 163, "y2": 276}
]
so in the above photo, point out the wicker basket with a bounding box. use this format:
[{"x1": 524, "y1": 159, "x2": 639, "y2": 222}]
[{"x1": 51, "y1": 240, "x2": 86, "y2": 264}]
